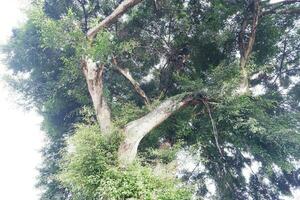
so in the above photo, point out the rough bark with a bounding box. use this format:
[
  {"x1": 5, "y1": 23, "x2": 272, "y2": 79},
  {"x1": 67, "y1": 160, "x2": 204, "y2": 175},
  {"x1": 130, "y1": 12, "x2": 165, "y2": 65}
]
[
  {"x1": 80, "y1": 0, "x2": 142, "y2": 135},
  {"x1": 237, "y1": 0, "x2": 260, "y2": 95},
  {"x1": 82, "y1": 58, "x2": 112, "y2": 135},
  {"x1": 87, "y1": 0, "x2": 142, "y2": 40},
  {"x1": 112, "y1": 57, "x2": 150, "y2": 105},
  {"x1": 118, "y1": 94, "x2": 193, "y2": 166}
]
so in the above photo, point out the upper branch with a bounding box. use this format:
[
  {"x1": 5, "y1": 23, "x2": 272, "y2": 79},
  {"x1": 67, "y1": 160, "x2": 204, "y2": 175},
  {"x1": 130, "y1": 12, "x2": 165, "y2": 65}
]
[
  {"x1": 112, "y1": 57, "x2": 150, "y2": 105},
  {"x1": 124, "y1": 92, "x2": 206, "y2": 139},
  {"x1": 244, "y1": 0, "x2": 260, "y2": 59},
  {"x1": 87, "y1": 0, "x2": 142, "y2": 40},
  {"x1": 77, "y1": 0, "x2": 89, "y2": 34},
  {"x1": 261, "y1": 0, "x2": 300, "y2": 16}
]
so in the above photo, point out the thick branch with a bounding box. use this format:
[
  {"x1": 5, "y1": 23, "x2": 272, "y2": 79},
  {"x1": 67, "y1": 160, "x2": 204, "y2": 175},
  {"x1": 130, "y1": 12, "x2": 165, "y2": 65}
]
[
  {"x1": 118, "y1": 93, "x2": 200, "y2": 166},
  {"x1": 112, "y1": 57, "x2": 150, "y2": 105},
  {"x1": 244, "y1": 0, "x2": 260, "y2": 61},
  {"x1": 87, "y1": 0, "x2": 142, "y2": 40}
]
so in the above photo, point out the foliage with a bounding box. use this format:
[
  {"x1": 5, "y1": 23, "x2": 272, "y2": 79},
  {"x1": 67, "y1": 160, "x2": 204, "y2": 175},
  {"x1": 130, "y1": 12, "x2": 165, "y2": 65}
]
[
  {"x1": 177, "y1": 95, "x2": 300, "y2": 199},
  {"x1": 2, "y1": 0, "x2": 300, "y2": 199},
  {"x1": 98, "y1": 165, "x2": 191, "y2": 200},
  {"x1": 112, "y1": 101, "x2": 148, "y2": 127},
  {"x1": 58, "y1": 124, "x2": 191, "y2": 200}
]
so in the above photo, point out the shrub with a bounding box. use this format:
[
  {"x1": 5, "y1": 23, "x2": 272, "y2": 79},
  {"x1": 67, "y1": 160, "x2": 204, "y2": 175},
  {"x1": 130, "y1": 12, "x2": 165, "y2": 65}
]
[{"x1": 58, "y1": 124, "x2": 191, "y2": 200}]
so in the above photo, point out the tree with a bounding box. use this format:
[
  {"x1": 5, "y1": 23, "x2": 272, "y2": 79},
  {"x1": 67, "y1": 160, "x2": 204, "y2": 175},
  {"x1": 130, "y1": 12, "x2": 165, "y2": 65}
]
[{"x1": 3, "y1": 0, "x2": 300, "y2": 199}]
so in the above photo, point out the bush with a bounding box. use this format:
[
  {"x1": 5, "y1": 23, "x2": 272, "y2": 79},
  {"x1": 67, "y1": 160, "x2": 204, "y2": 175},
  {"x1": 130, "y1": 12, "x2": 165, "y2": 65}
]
[
  {"x1": 58, "y1": 124, "x2": 120, "y2": 199},
  {"x1": 58, "y1": 124, "x2": 191, "y2": 200},
  {"x1": 98, "y1": 164, "x2": 191, "y2": 200}
]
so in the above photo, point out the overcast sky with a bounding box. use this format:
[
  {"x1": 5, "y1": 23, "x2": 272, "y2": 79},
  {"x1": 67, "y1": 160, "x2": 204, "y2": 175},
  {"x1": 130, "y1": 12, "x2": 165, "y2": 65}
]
[{"x1": 0, "y1": 0, "x2": 44, "y2": 199}]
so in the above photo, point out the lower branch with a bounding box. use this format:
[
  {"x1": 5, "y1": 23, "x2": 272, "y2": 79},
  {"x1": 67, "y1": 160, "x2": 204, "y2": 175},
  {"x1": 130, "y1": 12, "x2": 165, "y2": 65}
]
[{"x1": 118, "y1": 93, "x2": 200, "y2": 166}]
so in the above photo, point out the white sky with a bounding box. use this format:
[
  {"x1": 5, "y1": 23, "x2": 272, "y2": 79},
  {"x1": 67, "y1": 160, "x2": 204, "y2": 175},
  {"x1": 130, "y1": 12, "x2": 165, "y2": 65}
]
[{"x1": 0, "y1": 0, "x2": 44, "y2": 200}]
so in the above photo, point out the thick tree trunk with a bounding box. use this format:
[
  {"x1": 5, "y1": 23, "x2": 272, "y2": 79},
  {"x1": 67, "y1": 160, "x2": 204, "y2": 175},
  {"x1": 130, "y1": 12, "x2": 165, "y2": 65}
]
[
  {"x1": 82, "y1": 59, "x2": 112, "y2": 135},
  {"x1": 118, "y1": 95, "x2": 193, "y2": 166}
]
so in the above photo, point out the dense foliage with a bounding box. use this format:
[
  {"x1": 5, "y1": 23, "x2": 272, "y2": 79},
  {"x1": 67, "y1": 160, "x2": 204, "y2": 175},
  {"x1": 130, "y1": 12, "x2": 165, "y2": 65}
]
[
  {"x1": 59, "y1": 124, "x2": 190, "y2": 200},
  {"x1": 2, "y1": 0, "x2": 300, "y2": 199}
]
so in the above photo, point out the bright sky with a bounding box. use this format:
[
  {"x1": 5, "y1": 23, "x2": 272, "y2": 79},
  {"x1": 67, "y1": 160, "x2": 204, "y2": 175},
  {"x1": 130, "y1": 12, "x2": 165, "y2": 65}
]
[{"x1": 0, "y1": 0, "x2": 44, "y2": 199}]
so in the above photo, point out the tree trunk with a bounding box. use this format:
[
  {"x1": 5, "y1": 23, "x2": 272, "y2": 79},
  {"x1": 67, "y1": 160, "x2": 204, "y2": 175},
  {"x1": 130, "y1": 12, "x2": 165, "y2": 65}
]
[
  {"x1": 237, "y1": 0, "x2": 260, "y2": 95},
  {"x1": 82, "y1": 58, "x2": 112, "y2": 136},
  {"x1": 238, "y1": 56, "x2": 250, "y2": 94},
  {"x1": 80, "y1": 0, "x2": 201, "y2": 167},
  {"x1": 81, "y1": 0, "x2": 142, "y2": 135},
  {"x1": 118, "y1": 95, "x2": 193, "y2": 166}
]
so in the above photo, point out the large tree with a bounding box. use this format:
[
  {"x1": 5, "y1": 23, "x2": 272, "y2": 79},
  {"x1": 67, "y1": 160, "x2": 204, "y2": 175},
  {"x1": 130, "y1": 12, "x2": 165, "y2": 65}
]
[{"x1": 3, "y1": 0, "x2": 300, "y2": 199}]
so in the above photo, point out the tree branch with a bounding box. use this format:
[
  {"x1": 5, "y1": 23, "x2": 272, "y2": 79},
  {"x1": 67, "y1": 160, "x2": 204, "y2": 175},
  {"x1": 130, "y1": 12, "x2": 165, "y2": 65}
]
[
  {"x1": 118, "y1": 92, "x2": 205, "y2": 166},
  {"x1": 244, "y1": 0, "x2": 260, "y2": 60},
  {"x1": 272, "y1": 39, "x2": 288, "y2": 84},
  {"x1": 261, "y1": 0, "x2": 300, "y2": 16},
  {"x1": 202, "y1": 100, "x2": 223, "y2": 157},
  {"x1": 87, "y1": 0, "x2": 142, "y2": 40},
  {"x1": 112, "y1": 57, "x2": 150, "y2": 105},
  {"x1": 77, "y1": 0, "x2": 88, "y2": 34}
]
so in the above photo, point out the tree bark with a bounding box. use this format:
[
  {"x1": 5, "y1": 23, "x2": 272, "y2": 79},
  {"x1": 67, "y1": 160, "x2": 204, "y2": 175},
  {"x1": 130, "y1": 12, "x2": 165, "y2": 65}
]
[
  {"x1": 82, "y1": 58, "x2": 112, "y2": 135},
  {"x1": 238, "y1": 56, "x2": 250, "y2": 94},
  {"x1": 87, "y1": 0, "x2": 142, "y2": 40},
  {"x1": 112, "y1": 57, "x2": 150, "y2": 105},
  {"x1": 237, "y1": 0, "x2": 260, "y2": 95},
  {"x1": 80, "y1": 0, "x2": 142, "y2": 135},
  {"x1": 118, "y1": 94, "x2": 194, "y2": 166}
]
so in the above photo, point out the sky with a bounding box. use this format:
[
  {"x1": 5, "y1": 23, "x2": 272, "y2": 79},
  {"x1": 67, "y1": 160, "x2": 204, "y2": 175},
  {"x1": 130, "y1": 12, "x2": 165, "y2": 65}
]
[{"x1": 0, "y1": 0, "x2": 44, "y2": 199}]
